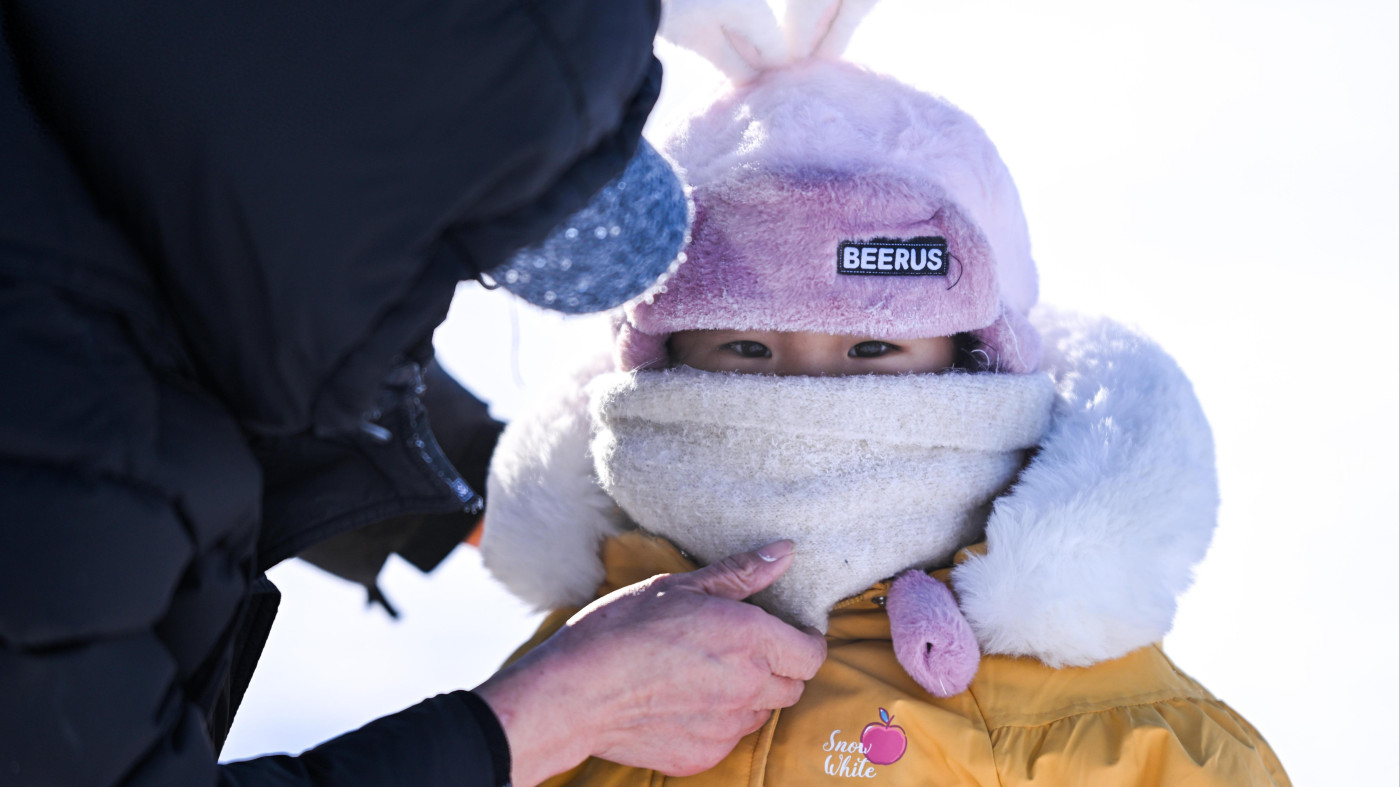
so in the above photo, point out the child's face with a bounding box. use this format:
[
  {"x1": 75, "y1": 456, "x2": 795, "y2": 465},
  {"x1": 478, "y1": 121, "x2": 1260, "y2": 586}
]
[{"x1": 669, "y1": 330, "x2": 957, "y2": 376}]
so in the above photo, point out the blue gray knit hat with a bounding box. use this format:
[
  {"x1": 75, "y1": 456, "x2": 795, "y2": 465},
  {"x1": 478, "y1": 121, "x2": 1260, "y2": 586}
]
[{"x1": 488, "y1": 140, "x2": 691, "y2": 314}]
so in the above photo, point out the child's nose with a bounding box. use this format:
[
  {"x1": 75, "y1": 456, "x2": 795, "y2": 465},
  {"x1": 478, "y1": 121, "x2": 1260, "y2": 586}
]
[{"x1": 773, "y1": 350, "x2": 849, "y2": 377}]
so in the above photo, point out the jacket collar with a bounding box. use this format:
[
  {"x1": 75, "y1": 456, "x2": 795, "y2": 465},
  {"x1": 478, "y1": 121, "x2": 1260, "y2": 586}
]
[{"x1": 590, "y1": 530, "x2": 997, "y2": 645}]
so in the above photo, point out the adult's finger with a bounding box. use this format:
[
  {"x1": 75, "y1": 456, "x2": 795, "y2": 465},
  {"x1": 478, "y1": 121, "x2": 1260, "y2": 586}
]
[
  {"x1": 741, "y1": 709, "x2": 775, "y2": 738},
  {"x1": 756, "y1": 619, "x2": 828, "y2": 680},
  {"x1": 673, "y1": 540, "x2": 796, "y2": 601},
  {"x1": 751, "y1": 675, "x2": 807, "y2": 712}
]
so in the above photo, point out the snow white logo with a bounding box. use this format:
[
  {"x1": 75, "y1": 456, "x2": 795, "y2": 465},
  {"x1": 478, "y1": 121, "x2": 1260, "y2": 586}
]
[
  {"x1": 860, "y1": 708, "x2": 907, "y2": 766},
  {"x1": 822, "y1": 707, "x2": 907, "y2": 778}
]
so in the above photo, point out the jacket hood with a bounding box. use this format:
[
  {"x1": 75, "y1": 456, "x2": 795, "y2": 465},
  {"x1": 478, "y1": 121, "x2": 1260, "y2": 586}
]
[
  {"x1": 482, "y1": 309, "x2": 1219, "y2": 668},
  {"x1": 3, "y1": 0, "x2": 662, "y2": 437}
]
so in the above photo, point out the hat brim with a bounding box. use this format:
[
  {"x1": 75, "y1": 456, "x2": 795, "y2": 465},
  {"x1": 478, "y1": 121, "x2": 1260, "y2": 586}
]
[{"x1": 490, "y1": 140, "x2": 690, "y2": 314}]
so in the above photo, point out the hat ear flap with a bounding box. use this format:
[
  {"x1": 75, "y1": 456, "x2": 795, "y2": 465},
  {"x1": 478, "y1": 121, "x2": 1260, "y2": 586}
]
[
  {"x1": 660, "y1": 0, "x2": 789, "y2": 82},
  {"x1": 784, "y1": 0, "x2": 880, "y2": 60}
]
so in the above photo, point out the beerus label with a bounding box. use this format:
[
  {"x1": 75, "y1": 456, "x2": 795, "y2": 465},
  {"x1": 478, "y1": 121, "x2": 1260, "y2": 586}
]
[{"x1": 837, "y1": 237, "x2": 948, "y2": 276}]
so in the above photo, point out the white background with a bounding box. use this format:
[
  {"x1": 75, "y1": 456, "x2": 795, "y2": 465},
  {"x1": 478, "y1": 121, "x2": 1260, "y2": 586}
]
[{"x1": 223, "y1": 2, "x2": 1400, "y2": 784}]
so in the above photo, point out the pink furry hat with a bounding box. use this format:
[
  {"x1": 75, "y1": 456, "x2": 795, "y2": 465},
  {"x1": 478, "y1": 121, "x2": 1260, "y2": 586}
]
[{"x1": 617, "y1": 1, "x2": 1040, "y2": 373}]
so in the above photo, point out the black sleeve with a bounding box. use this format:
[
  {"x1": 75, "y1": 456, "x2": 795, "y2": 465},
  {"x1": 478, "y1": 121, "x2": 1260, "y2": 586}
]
[
  {"x1": 221, "y1": 691, "x2": 511, "y2": 787},
  {"x1": 0, "y1": 295, "x2": 510, "y2": 786}
]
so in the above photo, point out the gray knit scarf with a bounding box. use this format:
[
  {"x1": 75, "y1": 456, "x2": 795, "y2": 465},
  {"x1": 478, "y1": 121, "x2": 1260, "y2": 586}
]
[{"x1": 589, "y1": 367, "x2": 1055, "y2": 631}]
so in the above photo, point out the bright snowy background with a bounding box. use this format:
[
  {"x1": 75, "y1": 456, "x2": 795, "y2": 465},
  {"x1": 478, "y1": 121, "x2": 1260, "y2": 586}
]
[{"x1": 223, "y1": 1, "x2": 1400, "y2": 784}]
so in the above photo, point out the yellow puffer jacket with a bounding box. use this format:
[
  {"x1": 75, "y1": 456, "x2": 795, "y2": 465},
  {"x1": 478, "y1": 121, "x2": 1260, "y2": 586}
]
[
  {"x1": 514, "y1": 532, "x2": 1290, "y2": 787},
  {"x1": 484, "y1": 315, "x2": 1292, "y2": 785}
]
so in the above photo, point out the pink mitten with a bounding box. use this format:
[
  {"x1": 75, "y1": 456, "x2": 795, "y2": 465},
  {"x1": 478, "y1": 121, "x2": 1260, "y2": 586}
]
[{"x1": 887, "y1": 570, "x2": 980, "y2": 697}]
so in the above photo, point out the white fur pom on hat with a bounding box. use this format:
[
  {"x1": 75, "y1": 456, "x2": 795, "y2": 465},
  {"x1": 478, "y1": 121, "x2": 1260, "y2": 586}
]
[{"x1": 618, "y1": 0, "x2": 1040, "y2": 373}]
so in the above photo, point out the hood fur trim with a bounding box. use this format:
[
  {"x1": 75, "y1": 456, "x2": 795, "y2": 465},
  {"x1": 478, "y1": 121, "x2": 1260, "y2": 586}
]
[
  {"x1": 479, "y1": 354, "x2": 628, "y2": 610},
  {"x1": 480, "y1": 309, "x2": 1218, "y2": 667},
  {"x1": 950, "y1": 309, "x2": 1218, "y2": 667}
]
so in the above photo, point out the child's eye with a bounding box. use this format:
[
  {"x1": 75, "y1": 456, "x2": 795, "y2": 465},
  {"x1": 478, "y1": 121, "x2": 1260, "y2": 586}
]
[
  {"x1": 719, "y1": 340, "x2": 772, "y2": 359},
  {"x1": 849, "y1": 341, "x2": 898, "y2": 358}
]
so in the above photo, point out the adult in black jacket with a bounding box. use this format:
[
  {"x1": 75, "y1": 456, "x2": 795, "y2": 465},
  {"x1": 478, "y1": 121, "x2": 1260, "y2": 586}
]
[{"x1": 0, "y1": 2, "x2": 826, "y2": 785}]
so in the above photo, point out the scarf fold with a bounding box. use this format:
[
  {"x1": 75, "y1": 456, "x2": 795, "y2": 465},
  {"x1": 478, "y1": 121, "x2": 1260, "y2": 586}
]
[{"x1": 589, "y1": 367, "x2": 1055, "y2": 631}]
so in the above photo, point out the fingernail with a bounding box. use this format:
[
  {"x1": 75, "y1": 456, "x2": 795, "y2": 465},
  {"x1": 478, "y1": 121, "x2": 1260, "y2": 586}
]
[{"x1": 757, "y1": 540, "x2": 794, "y2": 562}]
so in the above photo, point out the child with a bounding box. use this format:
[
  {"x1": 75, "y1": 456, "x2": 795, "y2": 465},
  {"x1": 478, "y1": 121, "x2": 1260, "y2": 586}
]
[{"x1": 480, "y1": 1, "x2": 1290, "y2": 783}]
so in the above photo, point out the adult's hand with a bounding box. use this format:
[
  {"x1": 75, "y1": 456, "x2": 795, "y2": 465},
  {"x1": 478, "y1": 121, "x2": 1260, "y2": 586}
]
[{"x1": 474, "y1": 540, "x2": 827, "y2": 787}]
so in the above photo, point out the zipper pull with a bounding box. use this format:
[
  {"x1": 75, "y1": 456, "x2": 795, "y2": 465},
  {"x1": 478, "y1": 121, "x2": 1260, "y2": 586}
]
[{"x1": 359, "y1": 421, "x2": 392, "y2": 442}]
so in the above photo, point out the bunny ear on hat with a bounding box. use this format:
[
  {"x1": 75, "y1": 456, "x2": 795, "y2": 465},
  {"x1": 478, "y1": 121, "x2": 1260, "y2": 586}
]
[
  {"x1": 784, "y1": 0, "x2": 880, "y2": 61},
  {"x1": 659, "y1": 0, "x2": 787, "y2": 82},
  {"x1": 661, "y1": 0, "x2": 881, "y2": 82}
]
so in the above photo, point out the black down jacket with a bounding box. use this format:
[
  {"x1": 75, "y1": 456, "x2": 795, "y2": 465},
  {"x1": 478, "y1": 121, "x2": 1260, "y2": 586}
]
[{"x1": 0, "y1": 0, "x2": 663, "y2": 784}]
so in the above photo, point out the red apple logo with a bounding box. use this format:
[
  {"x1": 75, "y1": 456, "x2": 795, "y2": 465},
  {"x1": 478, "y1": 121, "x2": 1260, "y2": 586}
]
[{"x1": 860, "y1": 707, "x2": 907, "y2": 765}]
